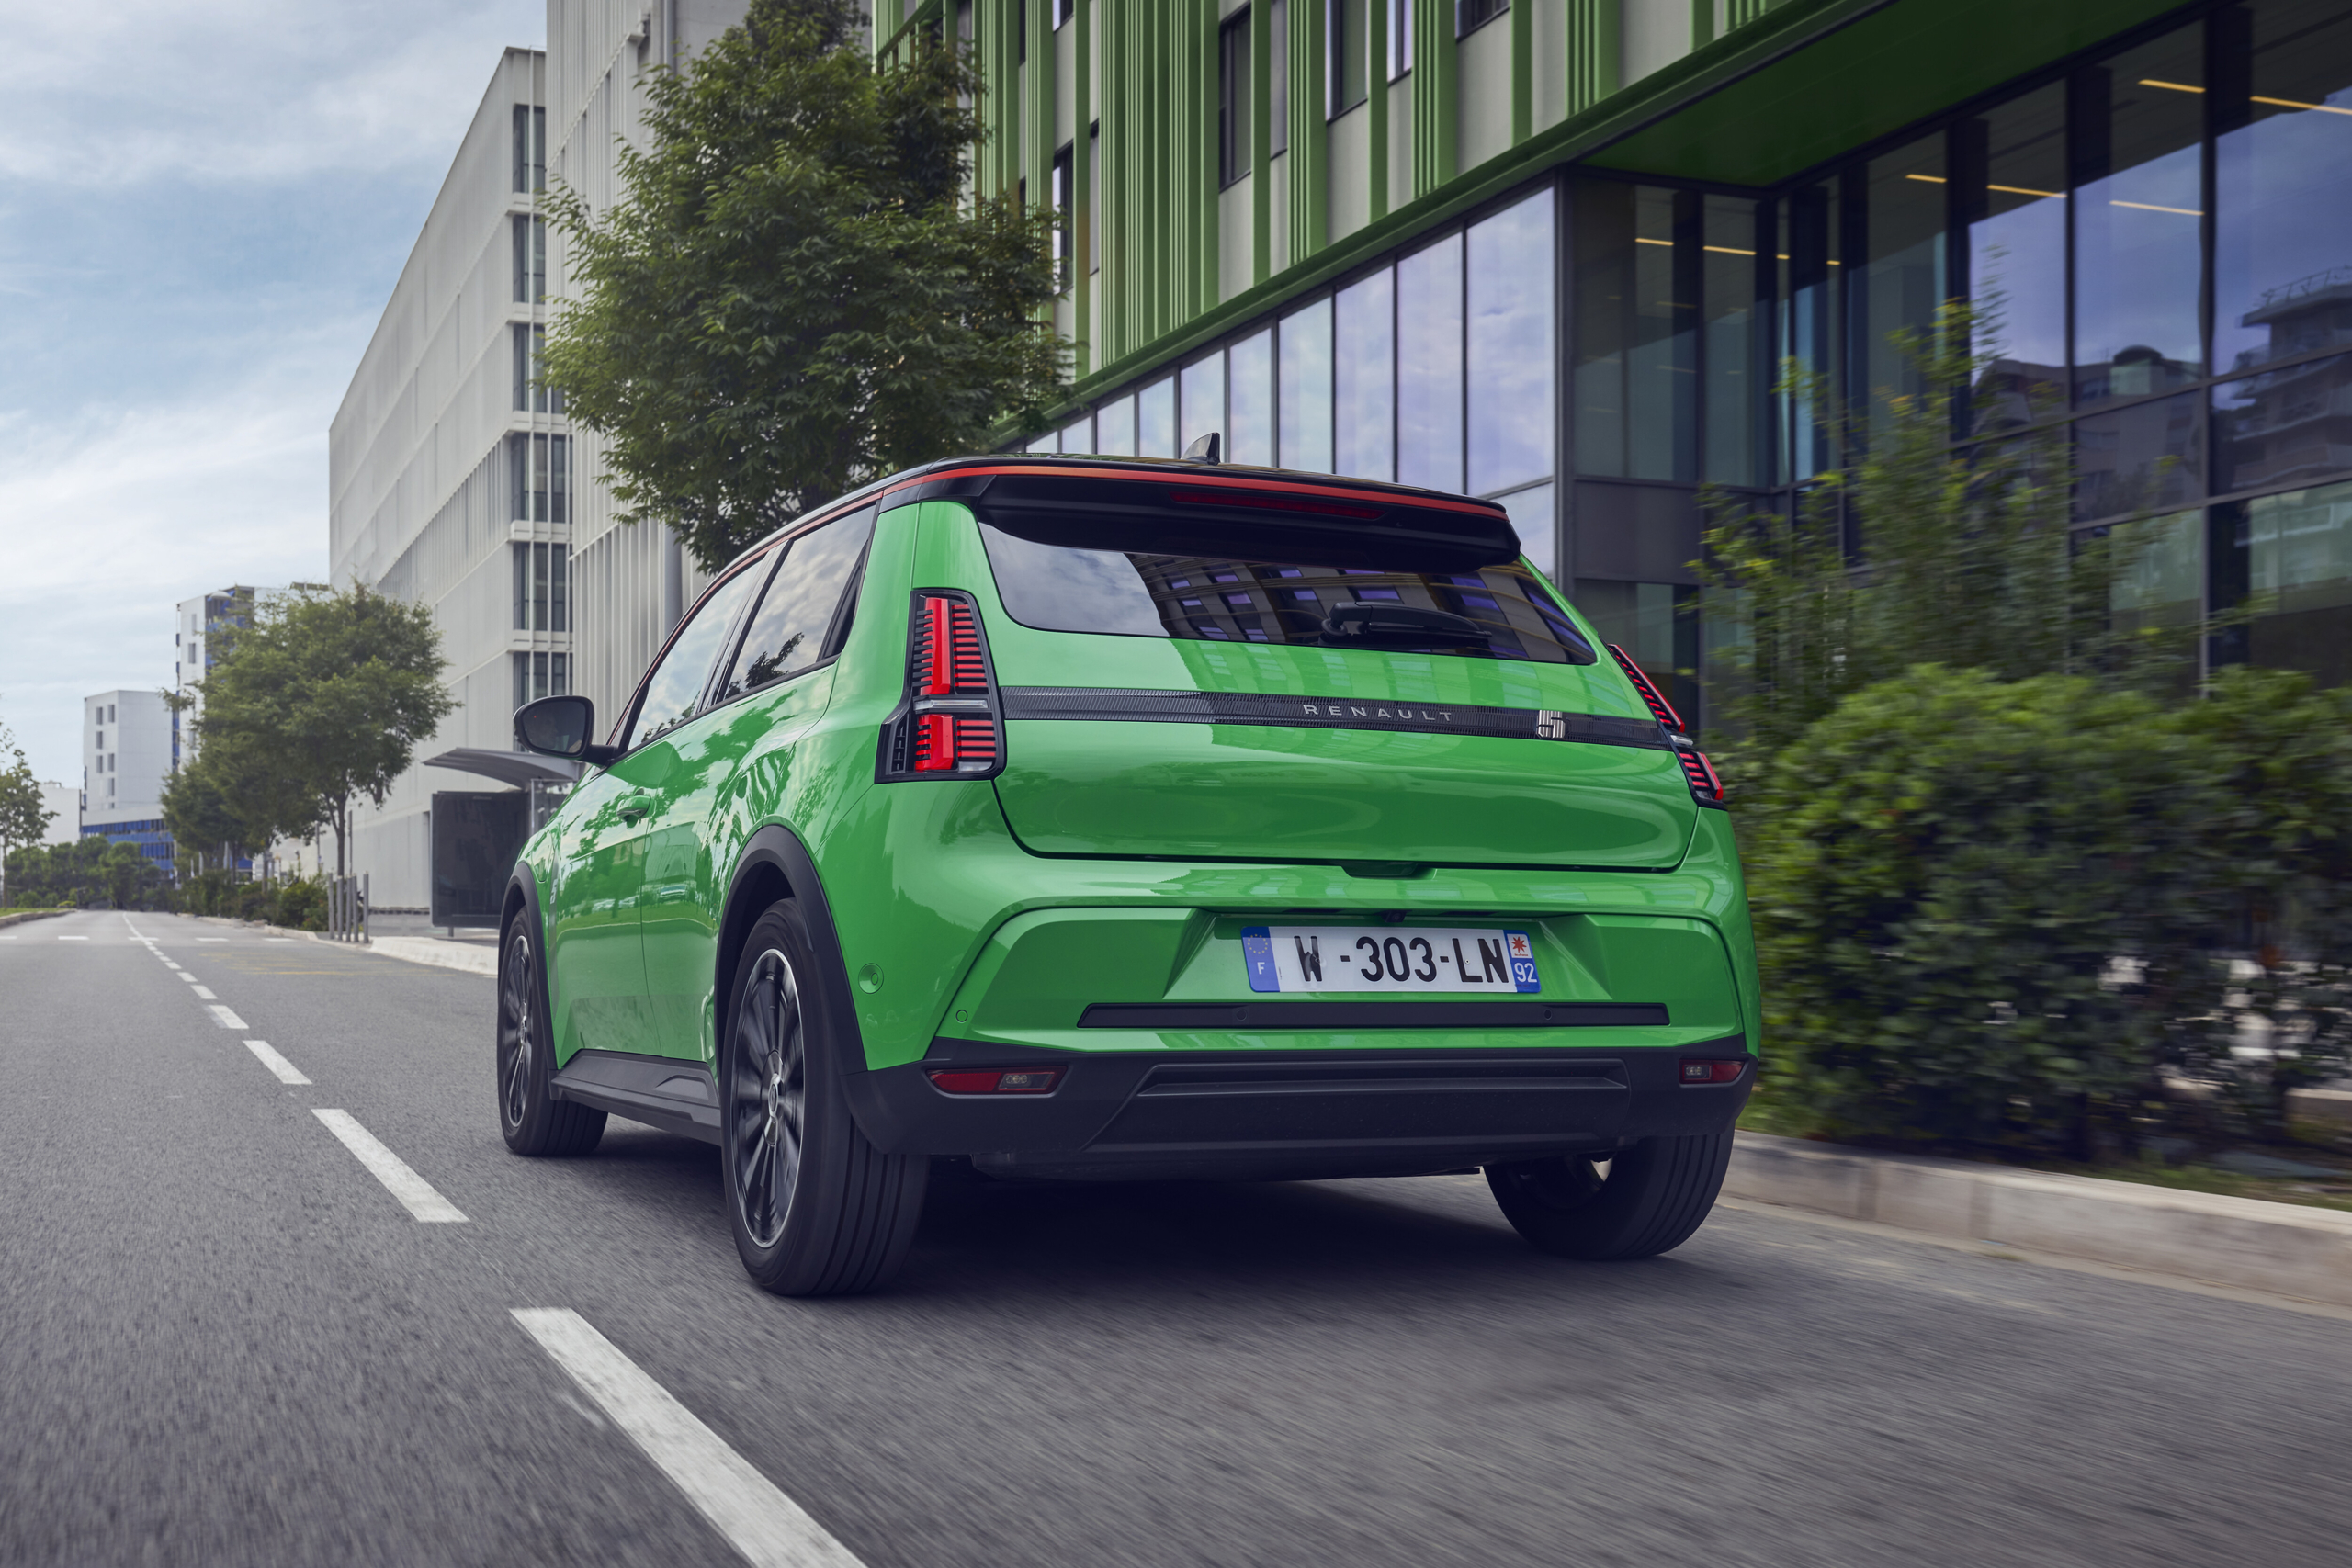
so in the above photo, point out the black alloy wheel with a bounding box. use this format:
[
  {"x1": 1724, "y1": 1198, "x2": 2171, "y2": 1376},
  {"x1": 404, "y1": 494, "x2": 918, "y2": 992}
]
[
  {"x1": 497, "y1": 921, "x2": 605, "y2": 1156},
  {"x1": 1484, "y1": 1133, "x2": 1735, "y2": 1260},
  {"x1": 719, "y1": 900, "x2": 927, "y2": 1296}
]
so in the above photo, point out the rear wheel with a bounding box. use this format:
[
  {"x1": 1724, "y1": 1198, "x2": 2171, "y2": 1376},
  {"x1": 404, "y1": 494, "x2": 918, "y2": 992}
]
[
  {"x1": 1485, "y1": 1133, "x2": 1733, "y2": 1260},
  {"x1": 722, "y1": 901, "x2": 927, "y2": 1296},
  {"x1": 497, "y1": 922, "x2": 605, "y2": 1156}
]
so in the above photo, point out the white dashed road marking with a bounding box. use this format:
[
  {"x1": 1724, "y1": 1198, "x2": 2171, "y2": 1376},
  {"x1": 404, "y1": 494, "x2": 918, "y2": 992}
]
[
  {"x1": 311, "y1": 1111, "x2": 466, "y2": 1223},
  {"x1": 207, "y1": 1005, "x2": 249, "y2": 1030},
  {"x1": 198, "y1": 937, "x2": 226, "y2": 942},
  {"x1": 191, "y1": 986, "x2": 219, "y2": 1000},
  {"x1": 58, "y1": 936, "x2": 86, "y2": 942},
  {"x1": 512, "y1": 1309, "x2": 865, "y2": 1568},
  {"x1": 243, "y1": 1041, "x2": 311, "y2": 1086}
]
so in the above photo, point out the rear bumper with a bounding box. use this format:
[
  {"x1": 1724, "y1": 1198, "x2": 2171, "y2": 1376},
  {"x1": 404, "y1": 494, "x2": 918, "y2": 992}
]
[{"x1": 842, "y1": 1039, "x2": 1754, "y2": 1181}]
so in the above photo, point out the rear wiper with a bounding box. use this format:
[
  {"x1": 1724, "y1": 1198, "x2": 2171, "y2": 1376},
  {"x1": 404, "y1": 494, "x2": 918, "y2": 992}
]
[{"x1": 1318, "y1": 601, "x2": 1491, "y2": 649}]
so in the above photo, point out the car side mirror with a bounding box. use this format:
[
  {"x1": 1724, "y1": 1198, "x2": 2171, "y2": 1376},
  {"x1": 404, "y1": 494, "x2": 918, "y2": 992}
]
[{"x1": 515, "y1": 694, "x2": 618, "y2": 766}]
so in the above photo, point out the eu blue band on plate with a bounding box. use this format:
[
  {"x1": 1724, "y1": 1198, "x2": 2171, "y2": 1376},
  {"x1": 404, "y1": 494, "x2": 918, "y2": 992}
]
[{"x1": 1240, "y1": 926, "x2": 1281, "y2": 993}]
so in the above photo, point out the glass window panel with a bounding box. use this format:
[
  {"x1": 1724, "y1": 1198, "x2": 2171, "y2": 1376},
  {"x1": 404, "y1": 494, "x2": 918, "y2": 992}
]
[
  {"x1": 1467, "y1": 190, "x2": 1555, "y2": 495},
  {"x1": 627, "y1": 559, "x2": 768, "y2": 749},
  {"x1": 2212, "y1": 352, "x2": 2352, "y2": 494},
  {"x1": 1062, "y1": 414, "x2": 1094, "y2": 454},
  {"x1": 1498, "y1": 482, "x2": 1555, "y2": 582},
  {"x1": 1780, "y1": 183, "x2": 1842, "y2": 482},
  {"x1": 1227, "y1": 329, "x2": 1275, "y2": 467},
  {"x1": 2108, "y1": 509, "x2": 2205, "y2": 633},
  {"x1": 2073, "y1": 29, "x2": 2208, "y2": 408},
  {"x1": 2075, "y1": 391, "x2": 2206, "y2": 520},
  {"x1": 1279, "y1": 298, "x2": 1335, "y2": 472},
  {"x1": 549, "y1": 435, "x2": 570, "y2": 524},
  {"x1": 1960, "y1": 83, "x2": 2069, "y2": 431},
  {"x1": 1334, "y1": 267, "x2": 1396, "y2": 481},
  {"x1": 1570, "y1": 578, "x2": 1702, "y2": 728},
  {"x1": 1027, "y1": 431, "x2": 1058, "y2": 454},
  {"x1": 1180, "y1": 355, "x2": 1226, "y2": 454},
  {"x1": 513, "y1": 544, "x2": 529, "y2": 631},
  {"x1": 532, "y1": 538, "x2": 550, "y2": 631},
  {"x1": 2214, "y1": 0, "x2": 2352, "y2": 377},
  {"x1": 1096, "y1": 394, "x2": 1136, "y2": 456},
  {"x1": 1574, "y1": 180, "x2": 1696, "y2": 483},
  {"x1": 1137, "y1": 378, "x2": 1178, "y2": 457},
  {"x1": 552, "y1": 543, "x2": 570, "y2": 633},
  {"x1": 2224, "y1": 478, "x2": 2352, "y2": 683},
  {"x1": 1397, "y1": 232, "x2": 1464, "y2": 490},
  {"x1": 1858, "y1": 137, "x2": 1947, "y2": 437},
  {"x1": 718, "y1": 508, "x2": 878, "y2": 702},
  {"x1": 1702, "y1": 195, "x2": 1765, "y2": 487}
]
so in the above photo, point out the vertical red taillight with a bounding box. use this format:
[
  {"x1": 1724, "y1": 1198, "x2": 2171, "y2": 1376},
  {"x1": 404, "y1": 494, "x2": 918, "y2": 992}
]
[
  {"x1": 882, "y1": 592, "x2": 1003, "y2": 781},
  {"x1": 1605, "y1": 642, "x2": 1723, "y2": 808}
]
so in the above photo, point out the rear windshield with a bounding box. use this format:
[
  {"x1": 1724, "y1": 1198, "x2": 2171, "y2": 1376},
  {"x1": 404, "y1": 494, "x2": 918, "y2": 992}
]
[{"x1": 979, "y1": 524, "x2": 1596, "y2": 664}]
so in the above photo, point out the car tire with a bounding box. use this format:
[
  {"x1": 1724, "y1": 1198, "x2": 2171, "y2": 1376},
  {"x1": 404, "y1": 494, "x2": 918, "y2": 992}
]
[
  {"x1": 721, "y1": 900, "x2": 927, "y2": 1297},
  {"x1": 498, "y1": 921, "x2": 606, "y2": 1156},
  {"x1": 1485, "y1": 1133, "x2": 1733, "y2": 1260}
]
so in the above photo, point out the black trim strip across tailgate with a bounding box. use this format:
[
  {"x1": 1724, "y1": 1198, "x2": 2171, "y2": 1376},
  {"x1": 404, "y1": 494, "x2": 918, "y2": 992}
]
[
  {"x1": 1000, "y1": 688, "x2": 1670, "y2": 750},
  {"x1": 1079, "y1": 1002, "x2": 1671, "y2": 1030}
]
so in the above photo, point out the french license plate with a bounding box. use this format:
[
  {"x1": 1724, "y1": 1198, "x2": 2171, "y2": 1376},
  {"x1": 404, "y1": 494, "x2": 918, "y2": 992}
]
[{"x1": 1240, "y1": 926, "x2": 1541, "y2": 995}]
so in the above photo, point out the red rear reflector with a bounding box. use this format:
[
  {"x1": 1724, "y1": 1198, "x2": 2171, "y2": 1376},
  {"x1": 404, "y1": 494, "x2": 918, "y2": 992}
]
[
  {"x1": 1605, "y1": 643, "x2": 1685, "y2": 732},
  {"x1": 927, "y1": 1067, "x2": 1064, "y2": 1095},
  {"x1": 1165, "y1": 485, "x2": 1384, "y2": 520},
  {"x1": 1680, "y1": 1059, "x2": 1746, "y2": 1084}
]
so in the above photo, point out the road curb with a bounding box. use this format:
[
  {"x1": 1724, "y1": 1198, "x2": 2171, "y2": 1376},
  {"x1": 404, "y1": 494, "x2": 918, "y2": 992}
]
[
  {"x1": 0, "y1": 909, "x2": 68, "y2": 930},
  {"x1": 1724, "y1": 1131, "x2": 2352, "y2": 1308},
  {"x1": 365, "y1": 935, "x2": 499, "y2": 976}
]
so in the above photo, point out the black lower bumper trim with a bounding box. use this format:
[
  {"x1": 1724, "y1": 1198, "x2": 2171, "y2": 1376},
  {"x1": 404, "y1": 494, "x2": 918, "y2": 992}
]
[
  {"x1": 551, "y1": 1048, "x2": 721, "y2": 1145},
  {"x1": 1079, "y1": 1000, "x2": 1669, "y2": 1030},
  {"x1": 842, "y1": 1039, "x2": 1751, "y2": 1179}
]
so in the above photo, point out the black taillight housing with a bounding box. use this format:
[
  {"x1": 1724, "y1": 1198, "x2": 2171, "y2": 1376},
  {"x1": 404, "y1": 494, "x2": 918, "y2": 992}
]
[
  {"x1": 879, "y1": 590, "x2": 1005, "y2": 781},
  {"x1": 1605, "y1": 642, "x2": 1724, "y2": 810}
]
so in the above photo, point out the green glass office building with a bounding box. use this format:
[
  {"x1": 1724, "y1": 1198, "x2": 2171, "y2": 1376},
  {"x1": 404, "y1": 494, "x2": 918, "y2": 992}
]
[{"x1": 899, "y1": 0, "x2": 2352, "y2": 725}]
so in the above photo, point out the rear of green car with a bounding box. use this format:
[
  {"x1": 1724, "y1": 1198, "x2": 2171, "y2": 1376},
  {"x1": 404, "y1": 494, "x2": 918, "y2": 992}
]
[{"x1": 509, "y1": 455, "x2": 1757, "y2": 1292}]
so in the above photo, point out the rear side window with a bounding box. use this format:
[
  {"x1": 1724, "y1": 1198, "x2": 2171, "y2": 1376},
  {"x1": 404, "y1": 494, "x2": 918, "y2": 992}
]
[
  {"x1": 625, "y1": 555, "x2": 768, "y2": 750},
  {"x1": 715, "y1": 505, "x2": 877, "y2": 705},
  {"x1": 978, "y1": 524, "x2": 1595, "y2": 664}
]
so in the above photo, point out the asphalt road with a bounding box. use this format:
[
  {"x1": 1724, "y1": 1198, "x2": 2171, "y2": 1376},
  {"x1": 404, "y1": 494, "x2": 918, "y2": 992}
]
[{"x1": 4, "y1": 908, "x2": 2346, "y2": 1568}]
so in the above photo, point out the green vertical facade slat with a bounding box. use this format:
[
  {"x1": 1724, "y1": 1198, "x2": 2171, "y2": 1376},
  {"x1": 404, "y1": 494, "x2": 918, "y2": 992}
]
[
  {"x1": 1250, "y1": 0, "x2": 1272, "y2": 286},
  {"x1": 1691, "y1": 0, "x2": 1717, "y2": 51},
  {"x1": 1286, "y1": 0, "x2": 1328, "y2": 266},
  {"x1": 1409, "y1": 0, "x2": 1453, "y2": 197},
  {"x1": 1024, "y1": 0, "x2": 1053, "y2": 227},
  {"x1": 1366, "y1": 0, "x2": 1389, "y2": 225},
  {"x1": 1164, "y1": 3, "x2": 1213, "y2": 326},
  {"x1": 984, "y1": 0, "x2": 1020, "y2": 198},
  {"x1": 1728, "y1": 0, "x2": 1774, "y2": 30},
  {"x1": 1566, "y1": 0, "x2": 1621, "y2": 115},
  {"x1": 1074, "y1": 0, "x2": 1092, "y2": 376},
  {"x1": 1511, "y1": 0, "x2": 1533, "y2": 144}
]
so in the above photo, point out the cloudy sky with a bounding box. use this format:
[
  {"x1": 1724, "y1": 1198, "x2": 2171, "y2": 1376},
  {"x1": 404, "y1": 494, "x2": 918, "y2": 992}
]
[{"x1": 0, "y1": 0, "x2": 547, "y2": 785}]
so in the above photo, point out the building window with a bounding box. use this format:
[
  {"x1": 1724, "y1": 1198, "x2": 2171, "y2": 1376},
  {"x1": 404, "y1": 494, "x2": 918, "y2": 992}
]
[
  {"x1": 1466, "y1": 189, "x2": 1555, "y2": 496},
  {"x1": 1053, "y1": 0, "x2": 1074, "y2": 28},
  {"x1": 1387, "y1": 0, "x2": 1412, "y2": 80},
  {"x1": 513, "y1": 105, "x2": 545, "y2": 193},
  {"x1": 1279, "y1": 297, "x2": 1334, "y2": 473},
  {"x1": 513, "y1": 651, "x2": 572, "y2": 712},
  {"x1": 1089, "y1": 122, "x2": 1102, "y2": 275},
  {"x1": 1050, "y1": 141, "x2": 1073, "y2": 291},
  {"x1": 1329, "y1": 0, "x2": 1369, "y2": 117},
  {"x1": 1456, "y1": 0, "x2": 1506, "y2": 38},
  {"x1": 513, "y1": 215, "x2": 546, "y2": 303},
  {"x1": 1219, "y1": 11, "x2": 1252, "y2": 187},
  {"x1": 514, "y1": 324, "x2": 563, "y2": 413},
  {"x1": 1397, "y1": 232, "x2": 1464, "y2": 491},
  {"x1": 514, "y1": 542, "x2": 571, "y2": 632},
  {"x1": 509, "y1": 433, "x2": 571, "y2": 524},
  {"x1": 1270, "y1": 0, "x2": 1289, "y2": 158}
]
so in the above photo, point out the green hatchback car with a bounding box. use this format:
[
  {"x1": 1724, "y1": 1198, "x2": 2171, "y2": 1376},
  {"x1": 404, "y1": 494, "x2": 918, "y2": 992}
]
[{"x1": 503, "y1": 453, "x2": 1757, "y2": 1295}]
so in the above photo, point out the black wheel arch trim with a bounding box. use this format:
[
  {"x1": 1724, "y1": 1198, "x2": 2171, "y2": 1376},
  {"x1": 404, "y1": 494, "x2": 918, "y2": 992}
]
[{"x1": 717, "y1": 824, "x2": 873, "y2": 1092}]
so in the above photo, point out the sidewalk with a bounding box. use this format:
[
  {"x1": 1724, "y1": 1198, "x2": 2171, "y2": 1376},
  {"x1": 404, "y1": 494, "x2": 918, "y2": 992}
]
[{"x1": 1724, "y1": 1131, "x2": 2352, "y2": 1308}]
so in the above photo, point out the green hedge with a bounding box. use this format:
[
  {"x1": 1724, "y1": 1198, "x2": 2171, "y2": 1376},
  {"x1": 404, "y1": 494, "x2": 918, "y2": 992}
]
[{"x1": 1739, "y1": 666, "x2": 2352, "y2": 1156}]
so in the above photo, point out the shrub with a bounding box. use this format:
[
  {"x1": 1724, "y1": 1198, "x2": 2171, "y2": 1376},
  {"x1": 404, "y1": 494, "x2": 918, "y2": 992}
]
[{"x1": 272, "y1": 876, "x2": 328, "y2": 932}]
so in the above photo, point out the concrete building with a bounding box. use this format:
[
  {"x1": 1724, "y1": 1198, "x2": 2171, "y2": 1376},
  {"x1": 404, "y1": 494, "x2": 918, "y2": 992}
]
[
  {"x1": 330, "y1": 48, "x2": 578, "y2": 908},
  {"x1": 547, "y1": 0, "x2": 750, "y2": 717},
  {"x1": 173, "y1": 585, "x2": 259, "y2": 771},
  {"x1": 79, "y1": 690, "x2": 174, "y2": 872},
  {"x1": 37, "y1": 783, "x2": 76, "y2": 846}
]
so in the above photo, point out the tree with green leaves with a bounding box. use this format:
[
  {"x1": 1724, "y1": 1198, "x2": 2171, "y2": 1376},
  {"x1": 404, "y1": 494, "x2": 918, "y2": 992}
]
[
  {"x1": 187, "y1": 584, "x2": 456, "y2": 876},
  {"x1": 0, "y1": 711, "x2": 57, "y2": 906},
  {"x1": 542, "y1": 0, "x2": 1066, "y2": 574}
]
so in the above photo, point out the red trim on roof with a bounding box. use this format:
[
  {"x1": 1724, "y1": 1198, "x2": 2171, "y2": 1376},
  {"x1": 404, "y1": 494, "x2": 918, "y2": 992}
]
[{"x1": 880, "y1": 460, "x2": 1507, "y2": 517}]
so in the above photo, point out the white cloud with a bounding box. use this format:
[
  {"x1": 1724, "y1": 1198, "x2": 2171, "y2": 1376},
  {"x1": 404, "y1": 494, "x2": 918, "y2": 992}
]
[
  {"x1": 2, "y1": 0, "x2": 545, "y2": 187},
  {"x1": 0, "y1": 324, "x2": 366, "y2": 782}
]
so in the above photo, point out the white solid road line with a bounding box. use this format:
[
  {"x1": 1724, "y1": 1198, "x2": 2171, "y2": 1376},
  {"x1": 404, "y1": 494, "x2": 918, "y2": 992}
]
[
  {"x1": 207, "y1": 1004, "x2": 250, "y2": 1030},
  {"x1": 512, "y1": 1309, "x2": 865, "y2": 1568},
  {"x1": 311, "y1": 1110, "x2": 467, "y2": 1223},
  {"x1": 243, "y1": 1041, "x2": 311, "y2": 1087}
]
